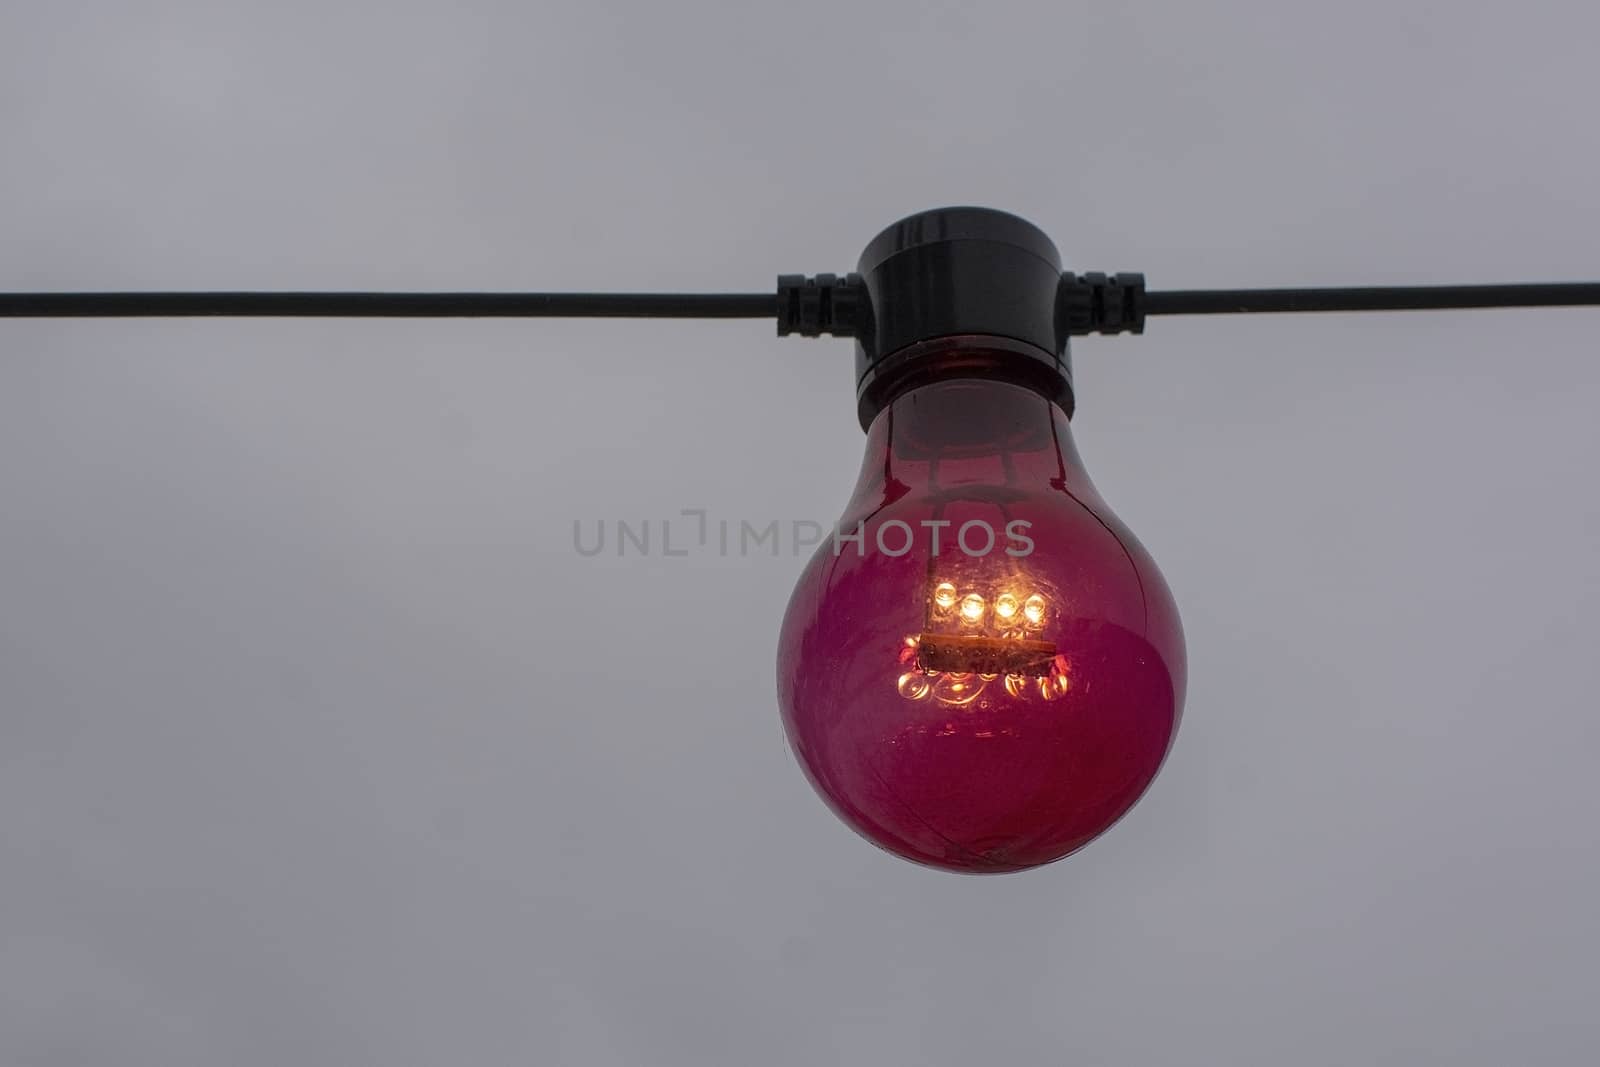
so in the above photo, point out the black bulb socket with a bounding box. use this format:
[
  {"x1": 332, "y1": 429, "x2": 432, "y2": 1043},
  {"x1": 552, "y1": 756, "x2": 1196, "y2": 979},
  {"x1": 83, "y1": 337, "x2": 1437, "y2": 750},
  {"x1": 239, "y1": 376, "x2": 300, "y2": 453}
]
[{"x1": 852, "y1": 206, "x2": 1073, "y2": 432}]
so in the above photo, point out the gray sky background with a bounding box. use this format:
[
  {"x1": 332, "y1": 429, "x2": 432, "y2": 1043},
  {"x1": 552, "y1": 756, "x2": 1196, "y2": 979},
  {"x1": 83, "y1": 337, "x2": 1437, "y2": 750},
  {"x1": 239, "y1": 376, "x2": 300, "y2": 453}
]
[{"x1": 3, "y1": 2, "x2": 1599, "y2": 1064}]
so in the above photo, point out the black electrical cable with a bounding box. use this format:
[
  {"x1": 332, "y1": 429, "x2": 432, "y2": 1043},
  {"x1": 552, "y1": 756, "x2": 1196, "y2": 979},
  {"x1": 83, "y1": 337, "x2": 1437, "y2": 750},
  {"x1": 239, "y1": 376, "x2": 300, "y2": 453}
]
[
  {"x1": 1142, "y1": 283, "x2": 1600, "y2": 317},
  {"x1": 4, "y1": 281, "x2": 1600, "y2": 333},
  {"x1": 0, "y1": 292, "x2": 778, "y2": 318}
]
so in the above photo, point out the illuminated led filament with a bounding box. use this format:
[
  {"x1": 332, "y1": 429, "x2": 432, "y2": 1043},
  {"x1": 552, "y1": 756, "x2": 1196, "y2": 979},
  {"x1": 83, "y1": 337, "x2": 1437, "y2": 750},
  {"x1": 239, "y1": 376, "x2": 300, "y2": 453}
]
[
  {"x1": 959, "y1": 593, "x2": 986, "y2": 625},
  {"x1": 994, "y1": 592, "x2": 1019, "y2": 621},
  {"x1": 902, "y1": 581, "x2": 1067, "y2": 706}
]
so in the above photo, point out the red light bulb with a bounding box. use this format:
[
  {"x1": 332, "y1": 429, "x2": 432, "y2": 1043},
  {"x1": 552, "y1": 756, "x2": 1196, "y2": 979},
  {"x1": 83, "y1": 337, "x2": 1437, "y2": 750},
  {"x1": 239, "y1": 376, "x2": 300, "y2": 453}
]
[{"x1": 778, "y1": 365, "x2": 1185, "y2": 872}]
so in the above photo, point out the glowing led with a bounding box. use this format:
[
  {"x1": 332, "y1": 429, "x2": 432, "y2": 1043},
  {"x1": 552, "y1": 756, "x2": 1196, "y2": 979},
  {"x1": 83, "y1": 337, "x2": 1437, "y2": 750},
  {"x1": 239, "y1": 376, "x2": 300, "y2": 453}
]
[
  {"x1": 934, "y1": 672, "x2": 983, "y2": 706},
  {"x1": 897, "y1": 672, "x2": 932, "y2": 700},
  {"x1": 959, "y1": 593, "x2": 986, "y2": 625},
  {"x1": 897, "y1": 636, "x2": 919, "y2": 666},
  {"x1": 994, "y1": 592, "x2": 1019, "y2": 620},
  {"x1": 1022, "y1": 594, "x2": 1047, "y2": 627},
  {"x1": 932, "y1": 582, "x2": 958, "y2": 610},
  {"x1": 1003, "y1": 674, "x2": 1028, "y2": 698},
  {"x1": 1035, "y1": 672, "x2": 1071, "y2": 700}
]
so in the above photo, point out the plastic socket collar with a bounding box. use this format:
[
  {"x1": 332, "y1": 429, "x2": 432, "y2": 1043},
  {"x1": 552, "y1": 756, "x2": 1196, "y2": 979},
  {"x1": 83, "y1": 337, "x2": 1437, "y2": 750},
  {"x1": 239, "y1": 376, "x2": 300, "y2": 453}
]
[
  {"x1": 776, "y1": 207, "x2": 1149, "y2": 430},
  {"x1": 849, "y1": 207, "x2": 1071, "y2": 430}
]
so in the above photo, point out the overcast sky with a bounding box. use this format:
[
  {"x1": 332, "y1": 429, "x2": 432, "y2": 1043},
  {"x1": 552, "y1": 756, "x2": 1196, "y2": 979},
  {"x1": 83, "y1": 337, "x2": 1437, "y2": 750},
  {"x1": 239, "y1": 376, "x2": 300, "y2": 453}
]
[{"x1": 3, "y1": 2, "x2": 1599, "y2": 1064}]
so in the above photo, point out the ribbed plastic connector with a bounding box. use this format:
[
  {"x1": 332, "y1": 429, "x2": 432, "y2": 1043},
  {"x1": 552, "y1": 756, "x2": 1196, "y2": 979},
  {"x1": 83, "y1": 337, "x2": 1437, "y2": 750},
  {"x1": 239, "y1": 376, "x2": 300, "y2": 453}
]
[
  {"x1": 776, "y1": 273, "x2": 865, "y2": 337},
  {"x1": 1057, "y1": 272, "x2": 1147, "y2": 336}
]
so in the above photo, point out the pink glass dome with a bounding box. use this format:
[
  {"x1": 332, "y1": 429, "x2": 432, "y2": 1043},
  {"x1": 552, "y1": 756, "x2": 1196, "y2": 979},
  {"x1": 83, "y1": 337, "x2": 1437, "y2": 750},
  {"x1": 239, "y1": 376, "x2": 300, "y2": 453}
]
[{"x1": 778, "y1": 369, "x2": 1185, "y2": 873}]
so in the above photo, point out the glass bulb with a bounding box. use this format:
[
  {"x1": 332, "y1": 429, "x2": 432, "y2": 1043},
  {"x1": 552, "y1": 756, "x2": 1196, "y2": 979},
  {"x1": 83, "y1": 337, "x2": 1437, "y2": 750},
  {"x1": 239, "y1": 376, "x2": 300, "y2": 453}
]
[{"x1": 777, "y1": 374, "x2": 1185, "y2": 873}]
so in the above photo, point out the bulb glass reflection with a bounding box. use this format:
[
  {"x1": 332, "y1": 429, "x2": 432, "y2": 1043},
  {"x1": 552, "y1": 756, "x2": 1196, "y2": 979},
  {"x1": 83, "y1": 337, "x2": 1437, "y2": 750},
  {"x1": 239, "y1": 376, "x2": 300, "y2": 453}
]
[{"x1": 778, "y1": 372, "x2": 1185, "y2": 873}]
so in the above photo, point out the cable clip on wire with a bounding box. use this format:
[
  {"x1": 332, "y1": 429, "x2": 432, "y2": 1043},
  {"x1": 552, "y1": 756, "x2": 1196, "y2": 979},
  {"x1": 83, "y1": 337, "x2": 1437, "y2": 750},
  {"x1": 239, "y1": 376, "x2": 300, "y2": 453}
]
[
  {"x1": 1057, "y1": 272, "x2": 1147, "y2": 336},
  {"x1": 776, "y1": 273, "x2": 864, "y2": 338}
]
